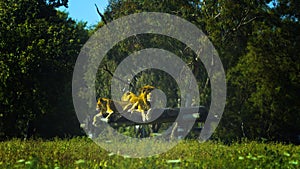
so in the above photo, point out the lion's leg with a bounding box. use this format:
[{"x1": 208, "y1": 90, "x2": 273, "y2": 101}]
[
  {"x1": 145, "y1": 108, "x2": 151, "y2": 121},
  {"x1": 105, "y1": 112, "x2": 113, "y2": 120},
  {"x1": 141, "y1": 110, "x2": 146, "y2": 122},
  {"x1": 128, "y1": 102, "x2": 139, "y2": 113},
  {"x1": 106, "y1": 104, "x2": 114, "y2": 114},
  {"x1": 137, "y1": 102, "x2": 144, "y2": 113},
  {"x1": 123, "y1": 103, "x2": 132, "y2": 111},
  {"x1": 93, "y1": 112, "x2": 103, "y2": 126}
]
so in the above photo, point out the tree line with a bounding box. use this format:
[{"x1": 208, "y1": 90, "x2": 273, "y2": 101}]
[{"x1": 0, "y1": 0, "x2": 299, "y2": 143}]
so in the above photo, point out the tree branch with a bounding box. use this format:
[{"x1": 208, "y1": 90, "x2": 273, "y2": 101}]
[
  {"x1": 102, "y1": 64, "x2": 134, "y2": 88},
  {"x1": 222, "y1": 8, "x2": 260, "y2": 42},
  {"x1": 95, "y1": 4, "x2": 107, "y2": 25}
]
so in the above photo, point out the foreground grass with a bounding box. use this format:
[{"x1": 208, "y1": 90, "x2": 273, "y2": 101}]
[{"x1": 0, "y1": 137, "x2": 299, "y2": 169}]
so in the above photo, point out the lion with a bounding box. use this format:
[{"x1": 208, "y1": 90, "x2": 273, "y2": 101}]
[
  {"x1": 93, "y1": 85, "x2": 155, "y2": 125},
  {"x1": 93, "y1": 97, "x2": 129, "y2": 126},
  {"x1": 121, "y1": 85, "x2": 155, "y2": 121}
]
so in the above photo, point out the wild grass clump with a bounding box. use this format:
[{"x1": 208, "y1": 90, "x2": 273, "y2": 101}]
[{"x1": 0, "y1": 137, "x2": 299, "y2": 168}]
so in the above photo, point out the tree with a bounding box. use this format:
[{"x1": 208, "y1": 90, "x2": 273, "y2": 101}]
[
  {"x1": 47, "y1": 0, "x2": 69, "y2": 7},
  {"x1": 218, "y1": 0, "x2": 300, "y2": 142},
  {"x1": 0, "y1": 0, "x2": 88, "y2": 139}
]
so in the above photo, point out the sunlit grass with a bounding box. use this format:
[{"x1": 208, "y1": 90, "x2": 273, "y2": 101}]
[{"x1": 0, "y1": 137, "x2": 299, "y2": 168}]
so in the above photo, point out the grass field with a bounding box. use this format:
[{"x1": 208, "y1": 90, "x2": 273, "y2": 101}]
[{"x1": 0, "y1": 137, "x2": 299, "y2": 169}]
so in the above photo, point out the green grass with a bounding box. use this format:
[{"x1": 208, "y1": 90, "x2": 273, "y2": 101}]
[{"x1": 0, "y1": 137, "x2": 299, "y2": 169}]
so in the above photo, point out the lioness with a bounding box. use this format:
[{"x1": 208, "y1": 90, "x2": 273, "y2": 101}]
[
  {"x1": 93, "y1": 98, "x2": 128, "y2": 126},
  {"x1": 121, "y1": 85, "x2": 155, "y2": 121}
]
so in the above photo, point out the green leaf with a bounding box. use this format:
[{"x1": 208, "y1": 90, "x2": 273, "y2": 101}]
[
  {"x1": 238, "y1": 156, "x2": 244, "y2": 160},
  {"x1": 75, "y1": 159, "x2": 85, "y2": 164},
  {"x1": 167, "y1": 159, "x2": 181, "y2": 163},
  {"x1": 289, "y1": 161, "x2": 298, "y2": 165},
  {"x1": 283, "y1": 152, "x2": 290, "y2": 157},
  {"x1": 16, "y1": 159, "x2": 25, "y2": 163}
]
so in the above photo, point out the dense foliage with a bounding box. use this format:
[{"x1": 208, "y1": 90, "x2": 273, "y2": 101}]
[
  {"x1": 0, "y1": 138, "x2": 299, "y2": 168},
  {"x1": 0, "y1": 0, "x2": 88, "y2": 139}
]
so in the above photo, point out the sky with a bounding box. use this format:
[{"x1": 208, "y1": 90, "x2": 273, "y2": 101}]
[
  {"x1": 58, "y1": 1, "x2": 277, "y2": 27},
  {"x1": 58, "y1": 0, "x2": 109, "y2": 27}
]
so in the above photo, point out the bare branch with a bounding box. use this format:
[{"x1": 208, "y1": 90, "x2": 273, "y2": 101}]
[
  {"x1": 214, "y1": 12, "x2": 221, "y2": 19},
  {"x1": 222, "y1": 8, "x2": 260, "y2": 42},
  {"x1": 102, "y1": 64, "x2": 134, "y2": 88},
  {"x1": 95, "y1": 4, "x2": 107, "y2": 25}
]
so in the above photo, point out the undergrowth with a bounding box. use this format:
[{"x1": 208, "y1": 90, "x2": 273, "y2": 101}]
[{"x1": 0, "y1": 137, "x2": 299, "y2": 168}]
